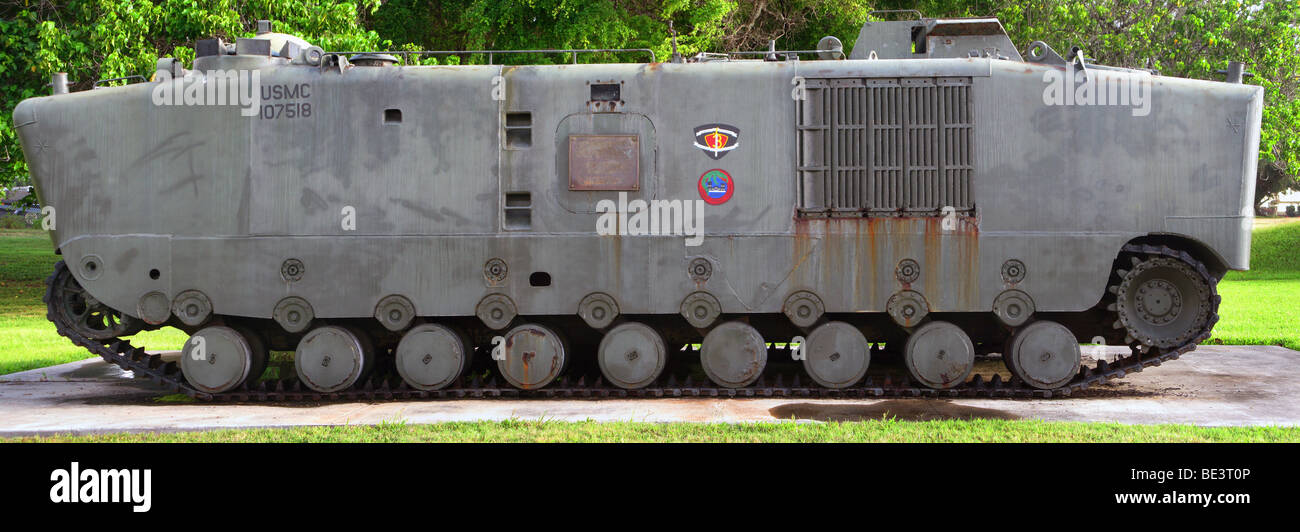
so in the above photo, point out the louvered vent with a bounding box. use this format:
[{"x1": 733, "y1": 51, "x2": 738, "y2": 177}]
[{"x1": 797, "y1": 77, "x2": 974, "y2": 217}]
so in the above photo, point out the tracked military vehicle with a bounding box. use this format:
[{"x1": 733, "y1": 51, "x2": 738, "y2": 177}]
[{"x1": 16, "y1": 16, "x2": 1260, "y2": 400}]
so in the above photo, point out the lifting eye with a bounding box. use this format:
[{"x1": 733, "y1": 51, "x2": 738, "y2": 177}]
[
  {"x1": 529, "y1": 272, "x2": 551, "y2": 287},
  {"x1": 384, "y1": 109, "x2": 402, "y2": 123},
  {"x1": 149, "y1": 268, "x2": 161, "y2": 280}
]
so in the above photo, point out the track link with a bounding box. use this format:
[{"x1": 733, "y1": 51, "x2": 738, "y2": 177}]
[{"x1": 45, "y1": 244, "x2": 1219, "y2": 402}]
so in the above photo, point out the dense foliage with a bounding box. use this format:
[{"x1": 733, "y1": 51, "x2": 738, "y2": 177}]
[{"x1": 2, "y1": 0, "x2": 1298, "y2": 202}]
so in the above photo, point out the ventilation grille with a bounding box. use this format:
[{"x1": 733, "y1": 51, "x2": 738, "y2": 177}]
[{"x1": 797, "y1": 77, "x2": 974, "y2": 217}]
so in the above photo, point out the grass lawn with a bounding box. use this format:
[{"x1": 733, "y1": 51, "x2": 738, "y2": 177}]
[
  {"x1": 7, "y1": 418, "x2": 1300, "y2": 443},
  {"x1": 1207, "y1": 218, "x2": 1300, "y2": 350}
]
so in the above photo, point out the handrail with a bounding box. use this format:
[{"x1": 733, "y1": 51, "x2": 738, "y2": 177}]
[
  {"x1": 93, "y1": 75, "x2": 148, "y2": 87},
  {"x1": 727, "y1": 49, "x2": 845, "y2": 59},
  {"x1": 869, "y1": 9, "x2": 924, "y2": 20},
  {"x1": 329, "y1": 48, "x2": 657, "y2": 65}
]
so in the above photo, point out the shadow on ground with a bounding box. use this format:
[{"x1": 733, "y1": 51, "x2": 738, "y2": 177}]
[{"x1": 770, "y1": 399, "x2": 1020, "y2": 422}]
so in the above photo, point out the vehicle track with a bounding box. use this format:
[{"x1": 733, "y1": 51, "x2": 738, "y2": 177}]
[{"x1": 45, "y1": 244, "x2": 1218, "y2": 402}]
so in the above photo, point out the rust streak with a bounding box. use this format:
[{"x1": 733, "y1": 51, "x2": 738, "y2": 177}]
[
  {"x1": 866, "y1": 217, "x2": 879, "y2": 309},
  {"x1": 924, "y1": 217, "x2": 941, "y2": 310}
]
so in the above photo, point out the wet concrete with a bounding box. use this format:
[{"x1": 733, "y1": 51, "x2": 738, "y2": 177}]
[{"x1": 0, "y1": 345, "x2": 1297, "y2": 435}]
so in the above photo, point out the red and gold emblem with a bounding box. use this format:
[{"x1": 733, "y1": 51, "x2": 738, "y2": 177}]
[{"x1": 693, "y1": 124, "x2": 739, "y2": 160}]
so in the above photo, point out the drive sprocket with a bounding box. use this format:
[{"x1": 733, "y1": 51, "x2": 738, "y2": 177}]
[{"x1": 45, "y1": 260, "x2": 142, "y2": 341}]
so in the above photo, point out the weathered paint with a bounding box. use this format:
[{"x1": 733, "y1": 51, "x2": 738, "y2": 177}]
[{"x1": 13, "y1": 18, "x2": 1260, "y2": 332}]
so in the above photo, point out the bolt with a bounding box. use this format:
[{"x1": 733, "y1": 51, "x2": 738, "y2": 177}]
[
  {"x1": 422, "y1": 353, "x2": 432, "y2": 365},
  {"x1": 829, "y1": 351, "x2": 840, "y2": 362},
  {"x1": 1040, "y1": 352, "x2": 1052, "y2": 362},
  {"x1": 207, "y1": 352, "x2": 217, "y2": 365},
  {"x1": 937, "y1": 349, "x2": 946, "y2": 360},
  {"x1": 321, "y1": 355, "x2": 331, "y2": 367},
  {"x1": 626, "y1": 349, "x2": 639, "y2": 361}
]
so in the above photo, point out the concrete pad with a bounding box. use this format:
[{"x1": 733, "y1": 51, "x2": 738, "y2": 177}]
[
  {"x1": 1, "y1": 345, "x2": 1297, "y2": 436},
  {"x1": 2, "y1": 351, "x2": 181, "y2": 383},
  {"x1": 2, "y1": 357, "x2": 137, "y2": 382}
]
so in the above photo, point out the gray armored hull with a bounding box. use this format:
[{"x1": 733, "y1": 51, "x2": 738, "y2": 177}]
[{"x1": 17, "y1": 18, "x2": 1260, "y2": 398}]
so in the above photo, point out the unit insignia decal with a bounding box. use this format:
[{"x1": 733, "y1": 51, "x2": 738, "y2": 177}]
[
  {"x1": 698, "y1": 169, "x2": 734, "y2": 205},
  {"x1": 693, "y1": 124, "x2": 739, "y2": 159}
]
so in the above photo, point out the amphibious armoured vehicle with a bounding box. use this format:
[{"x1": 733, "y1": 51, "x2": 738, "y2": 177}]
[{"x1": 16, "y1": 16, "x2": 1261, "y2": 400}]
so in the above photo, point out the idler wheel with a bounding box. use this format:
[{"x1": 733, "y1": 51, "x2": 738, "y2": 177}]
[
  {"x1": 597, "y1": 322, "x2": 667, "y2": 389},
  {"x1": 476, "y1": 294, "x2": 517, "y2": 331},
  {"x1": 181, "y1": 325, "x2": 266, "y2": 394},
  {"x1": 903, "y1": 321, "x2": 974, "y2": 389},
  {"x1": 172, "y1": 290, "x2": 214, "y2": 327},
  {"x1": 680, "y1": 291, "x2": 721, "y2": 329},
  {"x1": 578, "y1": 292, "x2": 619, "y2": 329},
  {"x1": 1115, "y1": 256, "x2": 1212, "y2": 349},
  {"x1": 294, "y1": 326, "x2": 374, "y2": 393},
  {"x1": 801, "y1": 321, "x2": 870, "y2": 389},
  {"x1": 273, "y1": 296, "x2": 315, "y2": 334},
  {"x1": 374, "y1": 294, "x2": 416, "y2": 332},
  {"x1": 395, "y1": 324, "x2": 471, "y2": 391},
  {"x1": 498, "y1": 323, "x2": 568, "y2": 390},
  {"x1": 782, "y1": 290, "x2": 825, "y2": 328},
  {"x1": 700, "y1": 321, "x2": 767, "y2": 388},
  {"x1": 886, "y1": 290, "x2": 929, "y2": 328},
  {"x1": 992, "y1": 289, "x2": 1035, "y2": 327},
  {"x1": 46, "y1": 261, "x2": 142, "y2": 340},
  {"x1": 1005, "y1": 320, "x2": 1080, "y2": 390}
]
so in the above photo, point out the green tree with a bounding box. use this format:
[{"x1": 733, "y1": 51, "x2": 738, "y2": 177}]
[
  {"x1": 372, "y1": 0, "x2": 736, "y2": 65},
  {"x1": 990, "y1": 0, "x2": 1300, "y2": 206}
]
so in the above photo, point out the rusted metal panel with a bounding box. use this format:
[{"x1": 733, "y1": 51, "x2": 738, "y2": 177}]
[{"x1": 568, "y1": 134, "x2": 639, "y2": 191}]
